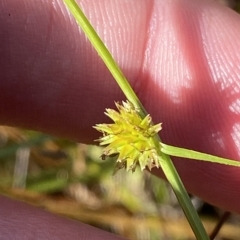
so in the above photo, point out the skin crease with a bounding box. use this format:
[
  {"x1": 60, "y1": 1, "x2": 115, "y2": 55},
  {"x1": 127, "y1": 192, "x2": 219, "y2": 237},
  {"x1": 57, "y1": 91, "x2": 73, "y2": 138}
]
[{"x1": 1, "y1": 0, "x2": 240, "y2": 237}]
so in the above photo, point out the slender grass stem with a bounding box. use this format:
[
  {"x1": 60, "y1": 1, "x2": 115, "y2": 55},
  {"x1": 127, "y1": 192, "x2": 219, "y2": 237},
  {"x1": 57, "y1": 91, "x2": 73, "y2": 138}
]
[
  {"x1": 63, "y1": 0, "x2": 147, "y2": 119},
  {"x1": 63, "y1": 0, "x2": 210, "y2": 239}
]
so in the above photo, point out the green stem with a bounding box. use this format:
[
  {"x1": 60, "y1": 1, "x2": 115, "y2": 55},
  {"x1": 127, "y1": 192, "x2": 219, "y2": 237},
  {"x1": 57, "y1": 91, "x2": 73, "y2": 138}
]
[
  {"x1": 63, "y1": 0, "x2": 147, "y2": 119},
  {"x1": 154, "y1": 136, "x2": 209, "y2": 239},
  {"x1": 63, "y1": 0, "x2": 210, "y2": 239}
]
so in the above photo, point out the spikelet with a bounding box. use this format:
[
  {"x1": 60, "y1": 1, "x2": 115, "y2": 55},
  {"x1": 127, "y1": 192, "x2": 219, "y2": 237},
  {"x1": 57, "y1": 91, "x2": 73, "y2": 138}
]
[{"x1": 94, "y1": 101, "x2": 162, "y2": 173}]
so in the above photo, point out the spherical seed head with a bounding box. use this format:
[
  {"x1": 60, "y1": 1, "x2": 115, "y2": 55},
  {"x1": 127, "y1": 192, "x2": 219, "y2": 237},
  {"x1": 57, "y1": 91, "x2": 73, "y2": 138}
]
[{"x1": 94, "y1": 101, "x2": 162, "y2": 173}]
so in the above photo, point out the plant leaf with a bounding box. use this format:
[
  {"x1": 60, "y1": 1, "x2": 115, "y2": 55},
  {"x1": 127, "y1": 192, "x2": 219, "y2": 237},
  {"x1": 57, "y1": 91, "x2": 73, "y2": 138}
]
[{"x1": 160, "y1": 143, "x2": 240, "y2": 167}]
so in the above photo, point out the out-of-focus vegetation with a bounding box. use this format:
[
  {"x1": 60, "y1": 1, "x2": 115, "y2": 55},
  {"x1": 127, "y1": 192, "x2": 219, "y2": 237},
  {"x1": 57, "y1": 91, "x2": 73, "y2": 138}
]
[{"x1": 0, "y1": 126, "x2": 240, "y2": 240}]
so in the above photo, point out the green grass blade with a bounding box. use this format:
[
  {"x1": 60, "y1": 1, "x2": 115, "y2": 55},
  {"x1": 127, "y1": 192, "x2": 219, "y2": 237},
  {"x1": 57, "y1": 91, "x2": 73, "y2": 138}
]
[{"x1": 161, "y1": 143, "x2": 240, "y2": 167}]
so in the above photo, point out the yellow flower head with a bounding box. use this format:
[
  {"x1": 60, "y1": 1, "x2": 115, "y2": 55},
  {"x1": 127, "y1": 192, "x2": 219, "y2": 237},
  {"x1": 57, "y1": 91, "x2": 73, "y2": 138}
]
[{"x1": 94, "y1": 101, "x2": 162, "y2": 173}]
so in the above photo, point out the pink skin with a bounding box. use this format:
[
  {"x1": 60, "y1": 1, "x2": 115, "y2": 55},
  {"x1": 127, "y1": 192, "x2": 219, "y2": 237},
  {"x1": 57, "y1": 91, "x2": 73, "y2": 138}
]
[{"x1": 1, "y1": 0, "x2": 240, "y2": 217}]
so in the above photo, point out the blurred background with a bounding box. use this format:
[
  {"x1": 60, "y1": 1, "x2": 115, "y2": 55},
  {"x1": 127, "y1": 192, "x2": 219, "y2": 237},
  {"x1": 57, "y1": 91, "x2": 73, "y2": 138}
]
[{"x1": 0, "y1": 126, "x2": 239, "y2": 240}]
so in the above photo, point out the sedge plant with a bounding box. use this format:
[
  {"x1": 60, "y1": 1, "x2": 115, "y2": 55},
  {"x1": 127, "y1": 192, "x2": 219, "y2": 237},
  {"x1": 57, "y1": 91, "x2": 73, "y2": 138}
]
[{"x1": 63, "y1": 1, "x2": 240, "y2": 239}]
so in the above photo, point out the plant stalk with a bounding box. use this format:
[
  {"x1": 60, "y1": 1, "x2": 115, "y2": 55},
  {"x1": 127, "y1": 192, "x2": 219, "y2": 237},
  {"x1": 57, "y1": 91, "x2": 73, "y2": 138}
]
[{"x1": 63, "y1": 0, "x2": 210, "y2": 239}]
